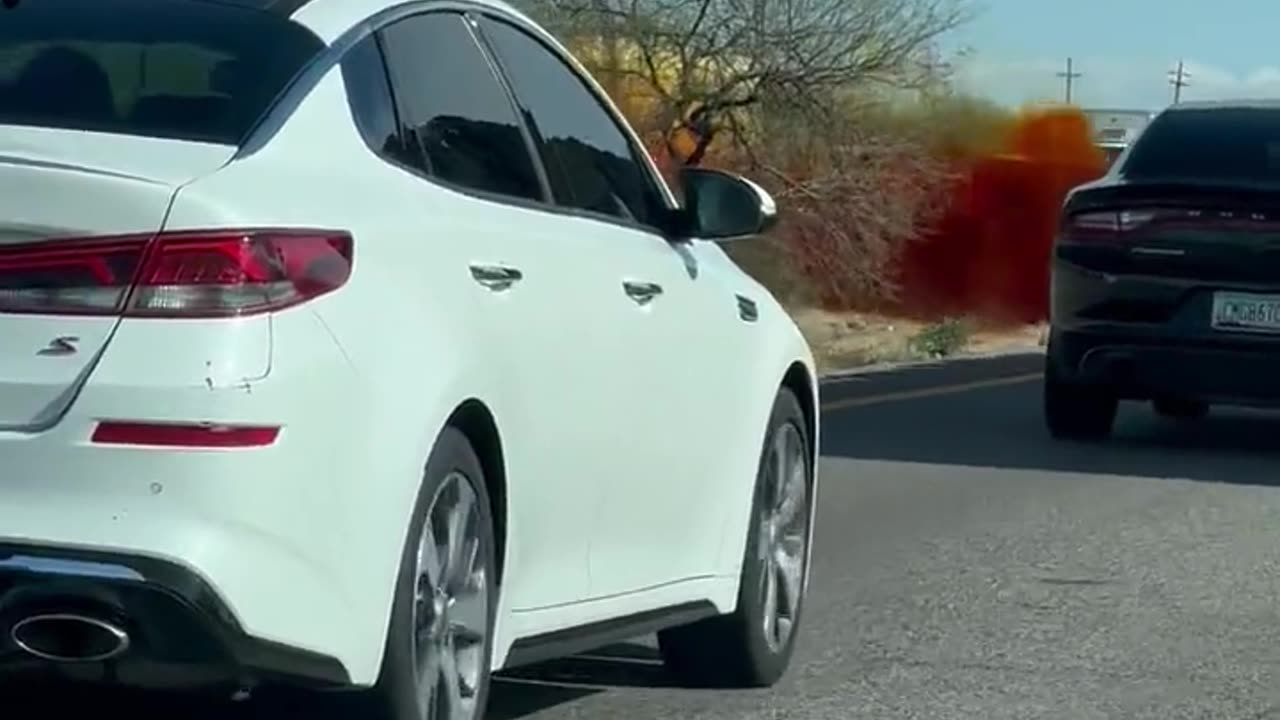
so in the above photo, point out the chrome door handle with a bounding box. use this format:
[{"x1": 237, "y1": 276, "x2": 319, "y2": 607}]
[
  {"x1": 470, "y1": 264, "x2": 523, "y2": 291},
  {"x1": 622, "y1": 280, "x2": 663, "y2": 306}
]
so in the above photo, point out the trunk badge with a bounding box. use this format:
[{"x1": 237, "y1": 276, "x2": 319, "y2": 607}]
[{"x1": 38, "y1": 336, "x2": 80, "y2": 356}]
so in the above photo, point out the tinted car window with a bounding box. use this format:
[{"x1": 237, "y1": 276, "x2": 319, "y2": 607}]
[
  {"x1": 340, "y1": 36, "x2": 420, "y2": 171},
  {"x1": 0, "y1": 0, "x2": 325, "y2": 144},
  {"x1": 378, "y1": 13, "x2": 543, "y2": 202},
  {"x1": 478, "y1": 17, "x2": 667, "y2": 229},
  {"x1": 1122, "y1": 108, "x2": 1280, "y2": 183}
]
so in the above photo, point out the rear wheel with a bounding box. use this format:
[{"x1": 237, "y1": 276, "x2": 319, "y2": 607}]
[
  {"x1": 1153, "y1": 397, "x2": 1209, "y2": 421},
  {"x1": 1044, "y1": 357, "x2": 1117, "y2": 441},
  {"x1": 658, "y1": 387, "x2": 812, "y2": 688},
  {"x1": 354, "y1": 428, "x2": 496, "y2": 720}
]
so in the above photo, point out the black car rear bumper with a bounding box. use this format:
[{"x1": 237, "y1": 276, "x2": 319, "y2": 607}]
[
  {"x1": 1050, "y1": 326, "x2": 1280, "y2": 406},
  {"x1": 0, "y1": 542, "x2": 350, "y2": 691}
]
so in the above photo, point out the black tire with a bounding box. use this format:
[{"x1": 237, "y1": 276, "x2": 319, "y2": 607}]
[
  {"x1": 1044, "y1": 357, "x2": 1117, "y2": 441},
  {"x1": 1153, "y1": 397, "x2": 1209, "y2": 421},
  {"x1": 350, "y1": 427, "x2": 497, "y2": 720},
  {"x1": 658, "y1": 387, "x2": 812, "y2": 689}
]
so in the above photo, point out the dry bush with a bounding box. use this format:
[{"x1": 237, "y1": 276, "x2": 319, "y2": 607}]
[
  {"x1": 518, "y1": 0, "x2": 997, "y2": 313},
  {"x1": 749, "y1": 103, "x2": 958, "y2": 309},
  {"x1": 714, "y1": 95, "x2": 1011, "y2": 311}
]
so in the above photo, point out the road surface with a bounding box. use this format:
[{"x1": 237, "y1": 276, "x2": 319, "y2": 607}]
[{"x1": 17, "y1": 353, "x2": 1280, "y2": 719}]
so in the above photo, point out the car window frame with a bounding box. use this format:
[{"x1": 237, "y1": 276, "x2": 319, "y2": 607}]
[
  {"x1": 354, "y1": 9, "x2": 554, "y2": 207},
  {"x1": 251, "y1": 0, "x2": 683, "y2": 237},
  {"x1": 469, "y1": 11, "x2": 681, "y2": 238}
]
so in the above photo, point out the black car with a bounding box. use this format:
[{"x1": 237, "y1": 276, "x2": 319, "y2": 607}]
[{"x1": 1046, "y1": 100, "x2": 1280, "y2": 439}]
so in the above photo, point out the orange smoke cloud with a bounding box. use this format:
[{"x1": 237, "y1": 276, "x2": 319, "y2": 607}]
[{"x1": 894, "y1": 105, "x2": 1107, "y2": 323}]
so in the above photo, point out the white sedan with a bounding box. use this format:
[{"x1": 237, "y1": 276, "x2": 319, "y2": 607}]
[{"x1": 0, "y1": 0, "x2": 820, "y2": 717}]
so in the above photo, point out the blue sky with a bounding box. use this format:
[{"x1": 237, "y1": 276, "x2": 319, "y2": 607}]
[{"x1": 946, "y1": 0, "x2": 1280, "y2": 110}]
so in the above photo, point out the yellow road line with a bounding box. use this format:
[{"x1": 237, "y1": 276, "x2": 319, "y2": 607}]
[{"x1": 820, "y1": 372, "x2": 1043, "y2": 411}]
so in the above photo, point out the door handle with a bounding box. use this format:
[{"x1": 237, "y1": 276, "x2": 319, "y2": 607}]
[
  {"x1": 470, "y1": 264, "x2": 523, "y2": 291},
  {"x1": 622, "y1": 280, "x2": 663, "y2": 306}
]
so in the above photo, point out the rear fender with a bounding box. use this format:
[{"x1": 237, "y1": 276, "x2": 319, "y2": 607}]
[
  {"x1": 314, "y1": 319, "x2": 511, "y2": 684},
  {"x1": 153, "y1": 65, "x2": 519, "y2": 683}
]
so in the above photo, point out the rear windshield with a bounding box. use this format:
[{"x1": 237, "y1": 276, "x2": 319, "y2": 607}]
[
  {"x1": 1121, "y1": 108, "x2": 1280, "y2": 184},
  {"x1": 0, "y1": 0, "x2": 326, "y2": 145}
]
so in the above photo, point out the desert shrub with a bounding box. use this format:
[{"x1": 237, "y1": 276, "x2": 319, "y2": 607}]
[{"x1": 909, "y1": 317, "x2": 972, "y2": 358}]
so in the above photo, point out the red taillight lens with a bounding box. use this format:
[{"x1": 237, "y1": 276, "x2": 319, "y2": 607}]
[
  {"x1": 0, "y1": 229, "x2": 352, "y2": 317},
  {"x1": 0, "y1": 237, "x2": 146, "y2": 314},
  {"x1": 91, "y1": 421, "x2": 280, "y2": 448},
  {"x1": 1064, "y1": 209, "x2": 1156, "y2": 240},
  {"x1": 129, "y1": 230, "x2": 352, "y2": 317}
]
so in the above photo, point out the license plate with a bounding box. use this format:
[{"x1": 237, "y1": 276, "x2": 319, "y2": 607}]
[{"x1": 1211, "y1": 292, "x2": 1280, "y2": 333}]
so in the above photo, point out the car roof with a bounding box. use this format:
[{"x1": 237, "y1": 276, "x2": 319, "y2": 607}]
[
  {"x1": 140, "y1": 0, "x2": 318, "y2": 14},
  {"x1": 290, "y1": 0, "x2": 530, "y2": 43},
  {"x1": 1164, "y1": 99, "x2": 1280, "y2": 112},
  {"x1": 3, "y1": 0, "x2": 318, "y2": 13}
]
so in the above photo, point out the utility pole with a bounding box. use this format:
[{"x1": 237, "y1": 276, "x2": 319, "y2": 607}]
[
  {"x1": 1168, "y1": 60, "x2": 1191, "y2": 103},
  {"x1": 1057, "y1": 57, "x2": 1082, "y2": 104}
]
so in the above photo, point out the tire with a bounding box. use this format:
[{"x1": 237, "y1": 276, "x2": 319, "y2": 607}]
[
  {"x1": 658, "y1": 387, "x2": 812, "y2": 689},
  {"x1": 352, "y1": 427, "x2": 497, "y2": 720},
  {"x1": 1043, "y1": 358, "x2": 1117, "y2": 441},
  {"x1": 1153, "y1": 397, "x2": 1209, "y2": 421}
]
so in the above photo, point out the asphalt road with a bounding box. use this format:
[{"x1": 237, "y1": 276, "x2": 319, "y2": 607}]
[{"x1": 21, "y1": 352, "x2": 1280, "y2": 719}]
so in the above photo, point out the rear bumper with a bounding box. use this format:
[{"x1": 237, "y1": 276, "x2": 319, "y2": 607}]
[
  {"x1": 0, "y1": 308, "x2": 424, "y2": 687},
  {"x1": 1050, "y1": 326, "x2": 1280, "y2": 406},
  {"x1": 0, "y1": 542, "x2": 348, "y2": 690}
]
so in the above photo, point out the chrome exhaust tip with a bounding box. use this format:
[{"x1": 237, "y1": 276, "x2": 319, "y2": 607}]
[{"x1": 10, "y1": 613, "x2": 130, "y2": 663}]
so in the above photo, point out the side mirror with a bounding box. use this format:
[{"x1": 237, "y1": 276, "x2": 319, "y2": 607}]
[{"x1": 677, "y1": 167, "x2": 779, "y2": 241}]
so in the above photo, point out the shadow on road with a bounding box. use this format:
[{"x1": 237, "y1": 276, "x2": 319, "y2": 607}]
[
  {"x1": 2, "y1": 643, "x2": 671, "y2": 719},
  {"x1": 821, "y1": 375, "x2": 1280, "y2": 487},
  {"x1": 489, "y1": 643, "x2": 674, "y2": 719}
]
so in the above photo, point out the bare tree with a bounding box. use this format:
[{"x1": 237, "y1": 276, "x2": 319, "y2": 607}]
[
  {"x1": 530, "y1": 0, "x2": 970, "y2": 165},
  {"x1": 518, "y1": 0, "x2": 975, "y2": 308}
]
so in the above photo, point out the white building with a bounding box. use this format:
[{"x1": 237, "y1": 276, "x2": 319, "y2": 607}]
[{"x1": 1082, "y1": 108, "x2": 1156, "y2": 166}]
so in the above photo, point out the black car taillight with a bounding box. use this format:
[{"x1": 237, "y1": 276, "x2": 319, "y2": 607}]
[{"x1": 1062, "y1": 209, "x2": 1157, "y2": 241}]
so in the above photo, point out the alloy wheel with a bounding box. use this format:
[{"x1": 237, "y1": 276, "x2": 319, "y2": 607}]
[
  {"x1": 412, "y1": 471, "x2": 489, "y2": 719},
  {"x1": 757, "y1": 421, "x2": 809, "y2": 653}
]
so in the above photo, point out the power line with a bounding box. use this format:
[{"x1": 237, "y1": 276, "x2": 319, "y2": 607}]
[
  {"x1": 1057, "y1": 57, "x2": 1082, "y2": 104},
  {"x1": 1168, "y1": 60, "x2": 1191, "y2": 103}
]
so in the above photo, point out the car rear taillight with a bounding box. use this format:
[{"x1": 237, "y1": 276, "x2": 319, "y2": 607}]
[
  {"x1": 0, "y1": 229, "x2": 352, "y2": 317},
  {"x1": 1064, "y1": 209, "x2": 1156, "y2": 240}
]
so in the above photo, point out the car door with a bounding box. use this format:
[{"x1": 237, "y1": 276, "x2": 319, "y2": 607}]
[
  {"x1": 351, "y1": 12, "x2": 615, "y2": 611},
  {"x1": 475, "y1": 14, "x2": 752, "y2": 597}
]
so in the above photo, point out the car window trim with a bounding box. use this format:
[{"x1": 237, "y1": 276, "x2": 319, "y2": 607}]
[
  {"x1": 459, "y1": 12, "x2": 556, "y2": 204},
  {"x1": 239, "y1": 0, "x2": 683, "y2": 241}
]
